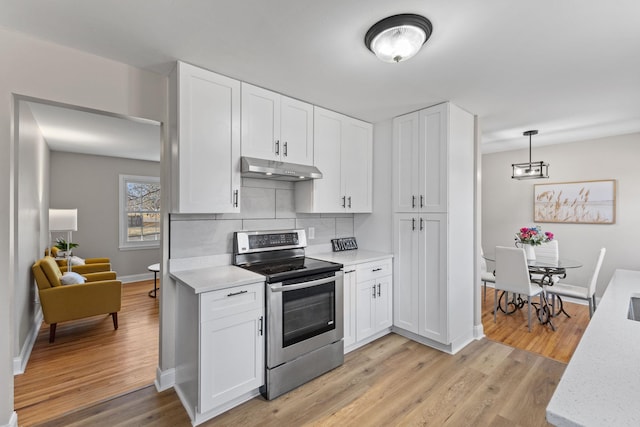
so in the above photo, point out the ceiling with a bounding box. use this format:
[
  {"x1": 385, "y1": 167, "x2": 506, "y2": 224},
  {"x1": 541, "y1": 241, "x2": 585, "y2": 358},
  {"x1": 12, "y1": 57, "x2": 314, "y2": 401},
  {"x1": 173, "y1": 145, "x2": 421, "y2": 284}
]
[
  {"x1": 3, "y1": 0, "x2": 640, "y2": 154},
  {"x1": 27, "y1": 101, "x2": 161, "y2": 162}
]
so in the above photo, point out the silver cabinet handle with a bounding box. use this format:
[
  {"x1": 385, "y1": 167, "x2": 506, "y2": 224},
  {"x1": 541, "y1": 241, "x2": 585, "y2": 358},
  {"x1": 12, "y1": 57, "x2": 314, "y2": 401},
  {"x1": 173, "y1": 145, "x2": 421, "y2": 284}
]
[
  {"x1": 420, "y1": 195, "x2": 424, "y2": 208},
  {"x1": 412, "y1": 195, "x2": 416, "y2": 208},
  {"x1": 377, "y1": 283, "x2": 381, "y2": 297},
  {"x1": 275, "y1": 140, "x2": 280, "y2": 155},
  {"x1": 283, "y1": 141, "x2": 288, "y2": 156},
  {"x1": 348, "y1": 196, "x2": 352, "y2": 208},
  {"x1": 412, "y1": 218, "x2": 416, "y2": 231},
  {"x1": 233, "y1": 189, "x2": 239, "y2": 207},
  {"x1": 372, "y1": 268, "x2": 382, "y2": 272},
  {"x1": 258, "y1": 316, "x2": 263, "y2": 336},
  {"x1": 344, "y1": 269, "x2": 356, "y2": 274},
  {"x1": 227, "y1": 289, "x2": 247, "y2": 297},
  {"x1": 420, "y1": 217, "x2": 424, "y2": 231},
  {"x1": 372, "y1": 285, "x2": 376, "y2": 299},
  {"x1": 342, "y1": 196, "x2": 346, "y2": 208}
]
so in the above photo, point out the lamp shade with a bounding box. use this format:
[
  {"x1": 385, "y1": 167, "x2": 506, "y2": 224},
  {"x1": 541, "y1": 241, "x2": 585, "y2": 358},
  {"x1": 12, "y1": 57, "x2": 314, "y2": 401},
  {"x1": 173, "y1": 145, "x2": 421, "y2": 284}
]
[{"x1": 49, "y1": 209, "x2": 77, "y2": 231}]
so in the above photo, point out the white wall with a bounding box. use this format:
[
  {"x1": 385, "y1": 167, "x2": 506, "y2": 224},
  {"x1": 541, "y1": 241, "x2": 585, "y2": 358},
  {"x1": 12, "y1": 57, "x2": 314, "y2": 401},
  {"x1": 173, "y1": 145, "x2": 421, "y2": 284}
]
[
  {"x1": 482, "y1": 132, "x2": 640, "y2": 298},
  {"x1": 0, "y1": 27, "x2": 167, "y2": 426},
  {"x1": 50, "y1": 152, "x2": 160, "y2": 277},
  {"x1": 15, "y1": 102, "x2": 50, "y2": 361}
]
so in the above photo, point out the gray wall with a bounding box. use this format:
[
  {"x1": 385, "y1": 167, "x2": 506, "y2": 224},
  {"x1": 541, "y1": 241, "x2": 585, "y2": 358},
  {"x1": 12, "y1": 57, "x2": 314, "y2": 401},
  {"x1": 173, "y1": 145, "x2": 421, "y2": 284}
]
[
  {"x1": 170, "y1": 178, "x2": 355, "y2": 258},
  {"x1": 16, "y1": 102, "x2": 50, "y2": 359},
  {"x1": 50, "y1": 151, "x2": 161, "y2": 277},
  {"x1": 354, "y1": 119, "x2": 393, "y2": 253},
  {"x1": 482, "y1": 132, "x2": 640, "y2": 298}
]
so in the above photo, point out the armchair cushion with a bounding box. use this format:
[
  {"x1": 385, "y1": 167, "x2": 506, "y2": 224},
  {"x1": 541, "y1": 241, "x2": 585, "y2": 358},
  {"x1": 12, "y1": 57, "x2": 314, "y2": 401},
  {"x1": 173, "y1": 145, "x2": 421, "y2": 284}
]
[
  {"x1": 40, "y1": 256, "x2": 63, "y2": 287},
  {"x1": 60, "y1": 272, "x2": 86, "y2": 285}
]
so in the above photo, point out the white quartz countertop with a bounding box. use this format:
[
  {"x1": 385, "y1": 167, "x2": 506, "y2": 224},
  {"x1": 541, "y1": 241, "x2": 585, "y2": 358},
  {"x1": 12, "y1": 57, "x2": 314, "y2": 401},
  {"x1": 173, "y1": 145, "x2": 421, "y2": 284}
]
[
  {"x1": 308, "y1": 250, "x2": 393, "y2": 266},
  {"x1": 546, "y1": 269, "x2": 640, "y2": 426},
  {"x1": 170, "y1": 264, "x2": 264, "y2": 294}
]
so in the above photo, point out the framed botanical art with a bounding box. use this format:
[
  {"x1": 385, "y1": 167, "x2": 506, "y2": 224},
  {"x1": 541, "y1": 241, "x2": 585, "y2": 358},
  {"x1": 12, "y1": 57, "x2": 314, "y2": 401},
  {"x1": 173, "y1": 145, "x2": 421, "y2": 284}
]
[{"x1": 534, "y1": 180, "x2": 616, "y2": 224}]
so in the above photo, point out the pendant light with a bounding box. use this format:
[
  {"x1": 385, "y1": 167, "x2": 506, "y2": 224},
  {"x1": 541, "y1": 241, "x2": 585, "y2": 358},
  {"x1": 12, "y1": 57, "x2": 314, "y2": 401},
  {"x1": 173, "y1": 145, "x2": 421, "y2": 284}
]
[
  {"x1": 511, "y1": 130, "x2": 549, "y2": 180},
  {"x1": 365, "y1": 14, "x2": 433, "y2": 63}
]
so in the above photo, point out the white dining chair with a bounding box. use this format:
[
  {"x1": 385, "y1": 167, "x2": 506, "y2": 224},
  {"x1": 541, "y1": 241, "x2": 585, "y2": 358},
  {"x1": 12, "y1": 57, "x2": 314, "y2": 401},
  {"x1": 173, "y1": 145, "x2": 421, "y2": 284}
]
[
  {"x1": 534, "y1": 240, "x2": 559, "y2": 262},
  {"x1": 531, "y1": 240, "x2": 560, "y2": 284},
  {"x1": 546, "y1": 248, "x2": 606, "y2": 318},
  {"x1": 494, "y1": 246, "x2": 544, "y2": 332},
  {"x1": 480, "y1": 248, "x2": 495, "y2": 302}
]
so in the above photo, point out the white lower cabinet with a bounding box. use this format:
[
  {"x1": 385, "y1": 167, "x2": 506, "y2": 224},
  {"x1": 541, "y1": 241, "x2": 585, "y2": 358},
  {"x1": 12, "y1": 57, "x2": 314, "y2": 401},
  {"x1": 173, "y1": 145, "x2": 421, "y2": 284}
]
[
  {"x1": 342, "y1": 257, "x2": 393, "y2": 353},
  {"x1": 175, "y1": 281, "x2": 264, "y2": 426}
]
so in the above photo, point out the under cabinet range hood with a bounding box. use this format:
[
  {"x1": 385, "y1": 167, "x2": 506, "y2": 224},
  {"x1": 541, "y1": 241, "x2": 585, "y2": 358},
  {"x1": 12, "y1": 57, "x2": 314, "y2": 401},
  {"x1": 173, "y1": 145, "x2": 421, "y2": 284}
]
[{"x1": 241, "y1": 156, "x2": 322, "y2": 181}]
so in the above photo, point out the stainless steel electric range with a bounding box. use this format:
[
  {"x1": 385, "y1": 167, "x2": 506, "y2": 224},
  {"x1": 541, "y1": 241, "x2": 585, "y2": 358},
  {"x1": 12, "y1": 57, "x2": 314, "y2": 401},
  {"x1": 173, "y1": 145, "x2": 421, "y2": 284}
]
[{"x1": 233, "y1": 229, "x2": 344, "y2": 400}]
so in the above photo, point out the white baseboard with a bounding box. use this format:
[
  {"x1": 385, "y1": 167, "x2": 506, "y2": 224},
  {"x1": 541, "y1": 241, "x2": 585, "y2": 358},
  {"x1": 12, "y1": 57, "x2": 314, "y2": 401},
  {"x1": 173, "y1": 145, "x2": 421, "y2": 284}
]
[
  {"x1": 155, "y1": 366, "x2": 175, "y2": 392},
  {"x1": 3, "y1": 411, "x2": 18, "y2": 427},
  {"x1": 13, "y1": 309, "x2": 43, "y2": 375},
  {"x1": 473, "y1": 323, "x2": 485, "y2": 340},
  {"x1": 119, "y1": 272, "x2": 155, "y2": 284}
]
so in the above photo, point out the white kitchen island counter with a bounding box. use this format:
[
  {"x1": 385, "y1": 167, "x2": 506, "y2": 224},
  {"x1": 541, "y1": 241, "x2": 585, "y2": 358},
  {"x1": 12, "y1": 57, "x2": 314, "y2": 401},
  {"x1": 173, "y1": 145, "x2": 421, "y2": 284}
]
[
  {"x1": 170, "y1": 264, "x2": 264, "y2": 294},
  {"x1": 546, "y1": 269, "x2": 640, "y2": 427}
]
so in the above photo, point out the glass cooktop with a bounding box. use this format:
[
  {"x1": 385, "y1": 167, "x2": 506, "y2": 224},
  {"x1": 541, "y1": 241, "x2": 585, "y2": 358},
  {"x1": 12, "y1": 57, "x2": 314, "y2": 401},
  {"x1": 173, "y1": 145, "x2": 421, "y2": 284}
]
[{"x1": 241, "y1": 257, "x2": 342, "y2": 282}]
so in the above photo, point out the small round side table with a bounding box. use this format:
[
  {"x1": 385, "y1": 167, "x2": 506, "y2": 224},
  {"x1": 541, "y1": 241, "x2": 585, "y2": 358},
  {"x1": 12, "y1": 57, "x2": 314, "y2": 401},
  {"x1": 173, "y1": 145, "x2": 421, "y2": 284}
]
[{"x1": 147, "y1": 263, "x2": 160, "y2": 298}]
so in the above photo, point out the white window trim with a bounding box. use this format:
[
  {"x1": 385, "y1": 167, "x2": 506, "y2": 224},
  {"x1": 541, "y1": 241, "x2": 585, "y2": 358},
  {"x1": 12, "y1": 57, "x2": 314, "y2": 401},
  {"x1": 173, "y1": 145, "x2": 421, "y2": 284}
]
[{"x1": 119, "y1": 174, "x2": 160, "y2": 250}]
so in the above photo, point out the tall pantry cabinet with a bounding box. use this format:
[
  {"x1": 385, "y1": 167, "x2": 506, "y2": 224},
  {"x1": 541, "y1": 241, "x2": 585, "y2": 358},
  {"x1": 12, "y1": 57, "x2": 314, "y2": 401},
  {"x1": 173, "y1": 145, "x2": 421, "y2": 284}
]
[{"x1": 392, "y1": 102, "x2": 475, "y2": 354}]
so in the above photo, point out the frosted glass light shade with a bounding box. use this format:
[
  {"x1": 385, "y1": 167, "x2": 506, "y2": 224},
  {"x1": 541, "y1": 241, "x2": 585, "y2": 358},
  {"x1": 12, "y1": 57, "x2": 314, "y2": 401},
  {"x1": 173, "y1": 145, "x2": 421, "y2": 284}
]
[
  {"x1": 49, "y1": 209, "x2": 78, "y2": 231},
  {"x1": 365, "y1": 14, "x2": 433, "y2": 63}
]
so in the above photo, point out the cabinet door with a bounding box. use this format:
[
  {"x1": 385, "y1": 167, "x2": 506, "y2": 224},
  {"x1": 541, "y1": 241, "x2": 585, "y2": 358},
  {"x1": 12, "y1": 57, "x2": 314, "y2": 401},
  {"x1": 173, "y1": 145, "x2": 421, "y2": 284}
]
[
  {"x1": 356, "y1": 278, "x2": 376, "y2": 342},
  {"x1": 418, "y1": 213, "x2": 448, "y2": 342},
  {"x1": 393, "y1": 214, "x2": 420, "y2": 333},
  {"x1": 342, "y1": 267, "x2": 357, "y2": 349},
  {"x1": 280, "y1": 96, "x2": 313, "y2": 165},
  {"x1": 374, "y1": 276, "x2": 393, "y2": 331},
  {"x1": 342, "y1": 117, "x2": 372, "y2": 213},
  {"x1": 200, "y1": 309, "x2": 264, "y2": 414},
  {"x1": 175, "y1": 62, "x2": 241, "y2": 213},
  {"x1": 311, "y1": 107, "x2": 344, "y2": 212},
  {"x1": 419, "y1": 104, "x2": 447, "y2": 212},
  {"x1": 241, "y1": 83, "x2": 280, "y2": 160},
  {"x1": 393, "y1": 111, "x2": 421, "y2": 212}
]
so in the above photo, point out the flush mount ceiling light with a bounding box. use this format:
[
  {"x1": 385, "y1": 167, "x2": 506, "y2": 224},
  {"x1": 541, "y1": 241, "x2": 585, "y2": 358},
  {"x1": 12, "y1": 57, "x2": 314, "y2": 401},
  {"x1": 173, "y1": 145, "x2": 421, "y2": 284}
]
[
  {"x1": 512, "y1": 130, "x2": 550, "y2": 180},
  {"x1": 365, "y1": 14, "x2": 433, "y2": 63}
]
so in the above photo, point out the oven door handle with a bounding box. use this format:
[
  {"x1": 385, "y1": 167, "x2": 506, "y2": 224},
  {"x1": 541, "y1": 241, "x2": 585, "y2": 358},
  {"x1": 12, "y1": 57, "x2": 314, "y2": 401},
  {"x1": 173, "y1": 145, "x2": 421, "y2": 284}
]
[{"x1": 269, "y1": 275, "x2": 337, "y2": 293}]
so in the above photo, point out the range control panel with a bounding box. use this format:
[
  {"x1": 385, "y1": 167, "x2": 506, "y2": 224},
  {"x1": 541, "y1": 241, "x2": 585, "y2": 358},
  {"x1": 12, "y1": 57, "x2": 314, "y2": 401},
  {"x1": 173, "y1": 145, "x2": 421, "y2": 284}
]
[{"x1": 331, "y1": 237, "x2": 358, "y2": 252}]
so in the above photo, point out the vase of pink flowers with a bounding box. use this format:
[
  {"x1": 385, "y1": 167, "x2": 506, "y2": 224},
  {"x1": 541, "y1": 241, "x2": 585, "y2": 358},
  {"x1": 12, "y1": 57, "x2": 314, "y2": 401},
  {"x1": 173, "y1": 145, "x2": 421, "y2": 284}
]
[{"x1": 515, "y1": 225, "x2": 554, "y2": 261}]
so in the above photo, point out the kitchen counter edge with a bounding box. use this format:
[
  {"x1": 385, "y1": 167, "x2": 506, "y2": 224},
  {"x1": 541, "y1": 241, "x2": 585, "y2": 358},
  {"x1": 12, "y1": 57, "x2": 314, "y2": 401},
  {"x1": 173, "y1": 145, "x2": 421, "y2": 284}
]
[{"x1": 170, "y1": 264, "x2": 264, "y2": 294}]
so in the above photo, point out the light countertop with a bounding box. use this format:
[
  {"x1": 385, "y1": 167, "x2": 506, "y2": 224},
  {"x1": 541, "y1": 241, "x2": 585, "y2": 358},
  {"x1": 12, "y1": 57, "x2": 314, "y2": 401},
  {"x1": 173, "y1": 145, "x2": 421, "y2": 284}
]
[
  {"x1": 308, "y1": 250, "x2": 392, "y2": 266},
  {"x1": 546, "y1": 269, "x2": 640, "y2": 426},
  {"x1": 170, "y1": 264, "x2": 264, "y2": 294}
]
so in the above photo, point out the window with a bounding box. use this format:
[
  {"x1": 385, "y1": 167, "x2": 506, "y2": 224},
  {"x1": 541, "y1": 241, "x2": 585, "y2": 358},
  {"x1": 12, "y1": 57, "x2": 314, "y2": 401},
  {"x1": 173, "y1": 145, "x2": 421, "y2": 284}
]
[{"x1": 119, "y1": 174, "x2": 160, "y2": 249}]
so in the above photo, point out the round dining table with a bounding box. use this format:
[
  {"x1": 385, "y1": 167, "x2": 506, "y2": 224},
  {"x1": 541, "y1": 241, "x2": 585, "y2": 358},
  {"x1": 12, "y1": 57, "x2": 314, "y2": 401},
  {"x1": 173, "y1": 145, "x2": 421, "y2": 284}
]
[{"x1": 482, "y1": 253, "x2": 582, "y2": 329}]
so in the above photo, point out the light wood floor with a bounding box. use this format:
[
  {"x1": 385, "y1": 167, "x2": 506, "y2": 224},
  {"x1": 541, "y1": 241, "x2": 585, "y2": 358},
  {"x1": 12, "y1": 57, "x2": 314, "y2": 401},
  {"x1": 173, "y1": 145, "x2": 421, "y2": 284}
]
[
  {"x1": 17, "y1": 282, "x2": 591, "y2": 426},
  {"x1": 14, "y1": 280, "x2": 159, "y2": 426},
  {"x1": 482, "y1": 285, "x2": 590, "y2": 363},
  {"x1": 42, "y1": 334, "x2": 565, "y2": 426}
]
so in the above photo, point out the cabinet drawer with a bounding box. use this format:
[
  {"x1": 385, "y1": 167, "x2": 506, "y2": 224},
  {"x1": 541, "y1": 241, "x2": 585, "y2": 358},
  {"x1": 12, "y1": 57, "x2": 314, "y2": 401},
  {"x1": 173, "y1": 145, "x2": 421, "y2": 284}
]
[
  {"x1": 200, "y1": 282, "x2": 264, "y2": 322},
  {"x1": 356, "y1": 258, "x2": 392, "y2": 282}
]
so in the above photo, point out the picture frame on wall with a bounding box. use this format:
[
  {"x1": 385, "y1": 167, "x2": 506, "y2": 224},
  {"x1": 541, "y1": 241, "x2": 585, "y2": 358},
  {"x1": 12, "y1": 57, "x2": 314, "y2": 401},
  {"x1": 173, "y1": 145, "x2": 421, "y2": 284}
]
[{"x1": 534, "y1": 179, "x2": 616, "y2": 224}]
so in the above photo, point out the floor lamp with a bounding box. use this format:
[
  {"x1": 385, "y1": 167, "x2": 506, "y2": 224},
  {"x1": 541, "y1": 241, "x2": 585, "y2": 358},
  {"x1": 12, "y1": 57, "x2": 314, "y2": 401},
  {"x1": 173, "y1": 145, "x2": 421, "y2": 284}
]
[{"x1": 49, "y1": 208, "x2": 78, "y2": 272}]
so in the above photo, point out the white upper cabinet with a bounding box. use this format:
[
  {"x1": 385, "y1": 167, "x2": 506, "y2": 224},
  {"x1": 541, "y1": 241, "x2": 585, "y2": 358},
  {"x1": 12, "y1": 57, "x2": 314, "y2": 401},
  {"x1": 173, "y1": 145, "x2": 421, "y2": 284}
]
[
  {"x1": 295, "y1": 106, "x2": 372, "y2": 213},
  {"x1": 393, "y1": 103, "x2": 447, "y2": 213},
  {"x1": 241, "y1": 83, "x2": 313, "y2": 165},
  {"x1": 170, "y1": 61, "x2": 241, "y2": 213}
]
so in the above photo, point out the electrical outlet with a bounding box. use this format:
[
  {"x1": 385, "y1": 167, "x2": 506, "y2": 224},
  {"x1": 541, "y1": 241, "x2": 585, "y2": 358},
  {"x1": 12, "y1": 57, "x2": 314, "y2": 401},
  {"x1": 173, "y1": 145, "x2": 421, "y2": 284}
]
[{"x1": 308, "y1": 227, "x2": 315, "y2": 239}]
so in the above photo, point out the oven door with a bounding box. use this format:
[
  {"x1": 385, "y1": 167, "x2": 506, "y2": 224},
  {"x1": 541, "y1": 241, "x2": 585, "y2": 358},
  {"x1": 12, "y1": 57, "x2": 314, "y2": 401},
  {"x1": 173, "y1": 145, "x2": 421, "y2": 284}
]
[{"x1": 267, "y1": 271, "x2": 343, "y2": 368}]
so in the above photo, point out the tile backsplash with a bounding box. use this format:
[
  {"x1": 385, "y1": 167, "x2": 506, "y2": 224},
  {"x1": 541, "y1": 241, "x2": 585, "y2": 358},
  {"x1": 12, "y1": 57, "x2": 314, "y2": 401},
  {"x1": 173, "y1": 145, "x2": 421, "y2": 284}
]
[{"x1": 170, "y1": 178, "x2": 354, "y2": 259}]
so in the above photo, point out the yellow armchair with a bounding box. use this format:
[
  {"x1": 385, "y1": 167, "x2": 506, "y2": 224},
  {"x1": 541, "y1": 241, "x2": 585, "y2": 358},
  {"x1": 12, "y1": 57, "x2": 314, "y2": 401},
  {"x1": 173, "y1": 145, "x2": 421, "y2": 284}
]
[
  {"x1": 32, "y1": 256, "x2": 122, "y2": 343},
  {"x1": 46, "y1": 246, "x2": 112, "y2": 274}
]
